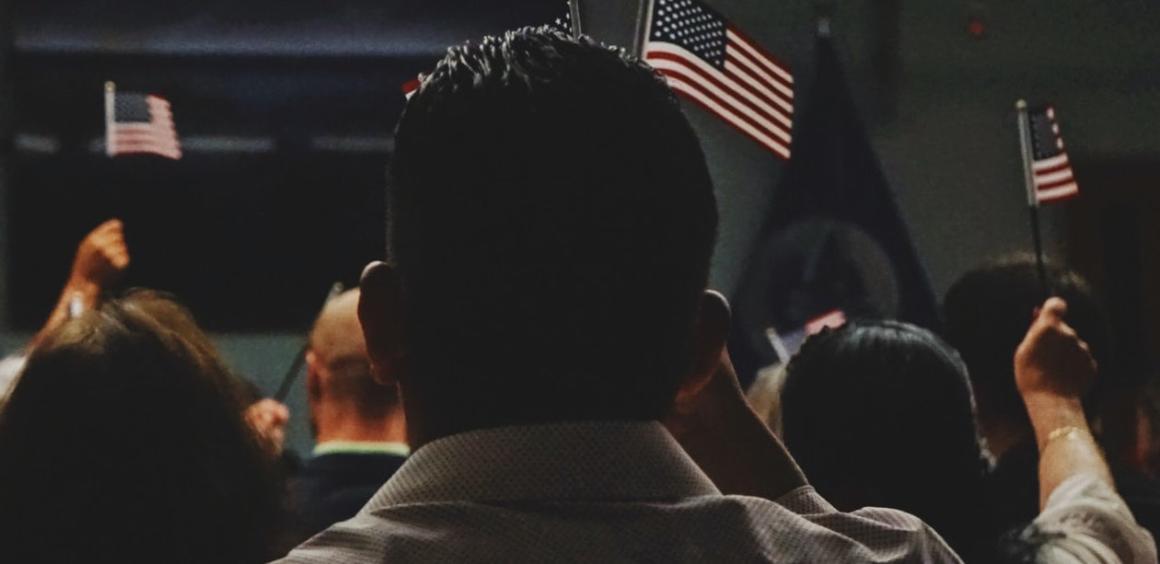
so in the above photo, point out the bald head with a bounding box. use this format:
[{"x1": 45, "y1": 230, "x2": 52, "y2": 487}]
[
  {"x1": 310, "y1": 289, "x2": 367, "y2": 367},
  {"x1": 307, "y1": 289, "x2": 399, "y2": 423}
]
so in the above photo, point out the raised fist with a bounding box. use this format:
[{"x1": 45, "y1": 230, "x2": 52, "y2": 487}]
[
  {"x1": 1014, "y1": 297, "x2": 1098, "y2": 404},
  {"x1": 245, "y1": 398, "x2": 290, "y2": 456},
  {"x1": 70, "y1": 219, "x2": 130, "y2": 290}
]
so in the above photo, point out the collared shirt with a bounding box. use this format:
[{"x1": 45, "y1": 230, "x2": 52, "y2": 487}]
[
  {"x1": 1033, "y1": 474, "x2": 1158, "y2": 564},
  {"x1": 312, "y1": 440, "x2": 411, "y2": 458},
  {"x1": 290, "y1": 441, "x2": 411, "y2": 543},
  {"x1": 274, "y1": 421, "x2": 961, "y2": 563}
]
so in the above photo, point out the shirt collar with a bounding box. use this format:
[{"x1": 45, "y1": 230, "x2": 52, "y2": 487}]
[
  {"x1": 313, "y1": 440, "x2": 411, "y2": 458},
  {"x1": 363, "y1": 421, "x2": 720, "y2": 510}
]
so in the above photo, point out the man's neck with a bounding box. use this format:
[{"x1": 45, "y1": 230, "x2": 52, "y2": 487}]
[{"x1": 315, "y1": 411, "x2": 406, "y2": 446}]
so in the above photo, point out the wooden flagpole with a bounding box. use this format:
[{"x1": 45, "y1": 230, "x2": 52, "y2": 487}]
[
  {"x1": 104, "y1": 81, "x2": 116, "y2": 158},
  {"x1": 569, "y1": 0, "x2": 583, "y2": 39},
  {"x1": 1016, "y1": 99, "x2": 1051, "y2": 298},
  {"x1": 633, "y1": 0, "x2": 654, "y2": 58}
]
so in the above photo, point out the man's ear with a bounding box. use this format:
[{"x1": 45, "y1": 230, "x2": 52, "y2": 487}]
[
  {"x1": 305, "y1": 351, "x2": 323, "y2": 404},
  {"x1": 675, "y1": 290, "x2": 731, "y2": 406},
  {"x1": 358, "y1": 261, "x2": 406, "y2": 386}
]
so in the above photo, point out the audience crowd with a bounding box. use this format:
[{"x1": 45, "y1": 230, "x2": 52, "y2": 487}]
[{"x1": 0, "y1": 26, "x2": 1157, "y2": 563}]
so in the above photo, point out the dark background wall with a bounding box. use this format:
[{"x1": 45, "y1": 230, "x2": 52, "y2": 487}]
[{"x1": 2, "y1": 0, "x2": 1158, "y2": 454}]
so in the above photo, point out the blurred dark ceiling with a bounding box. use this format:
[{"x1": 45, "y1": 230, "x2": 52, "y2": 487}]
[
  {"x1": 12, "y1": 0, "x2": 566, "y2": 57},
  {"x1": 4, "y1": 0, "x2": 573, "y2": 330}
]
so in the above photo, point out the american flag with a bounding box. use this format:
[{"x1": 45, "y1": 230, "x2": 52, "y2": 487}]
[
  {"x1": 805, "y1": 309, "x2": 847, "y2": 335},
  {"x1": 643, "y1": 0, "x2": 793, "y2": 159},
  {"x1": 403, "y1": 4, "x2": 575, "y2": 100},
  {"x1": 104, "y1": 82, "x2": 182, "y2": 160},
  {"x1": 1027, "y1": 105, "x2": 1078, "y2": 204},
  {"x1": 402, "y1": 77, "x2": 421, "y2": 100}
]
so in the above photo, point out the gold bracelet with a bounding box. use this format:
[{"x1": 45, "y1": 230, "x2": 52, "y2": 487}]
[{"x1": 1044, "y1": 425, "x2": 1087, "y2": 449}]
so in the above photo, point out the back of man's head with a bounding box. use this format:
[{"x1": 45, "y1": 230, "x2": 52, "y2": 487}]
[
  {"x1": 943, "y1": 254, "x2": 1112, "y2": 430},
  {"x1": 387, "y1": 27, "x2": 718, "y2": 429},
  {"x1": 309, "y1": 289, "x2": 398, "y2": 420}
]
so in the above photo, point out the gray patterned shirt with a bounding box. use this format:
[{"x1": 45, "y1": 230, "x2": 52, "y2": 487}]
[{"x1": 274, "y1": 421, "x2": 961, "y2": 563}]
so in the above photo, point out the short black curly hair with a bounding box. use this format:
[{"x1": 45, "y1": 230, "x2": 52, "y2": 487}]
[{"x1": 386, "y1": 27, "x2": 718, "y2": 428}]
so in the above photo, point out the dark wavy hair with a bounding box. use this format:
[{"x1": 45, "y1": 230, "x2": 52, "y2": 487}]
[
  {"x1": 386, "y1": 26, "x2": 718, "y2": 432},
  {"x1": 943, "y1": 254, "x2": 1112, "y2": 431},
  {"x1": 781, "y1": 319, "x2": 988, "y2": 557},
  {"x1": 0, "y1": 290, "x2": 283, "y2": 563}
]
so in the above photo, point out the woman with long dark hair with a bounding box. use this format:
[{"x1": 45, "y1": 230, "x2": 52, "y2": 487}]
[
  {"x1": 781, "y1": 320, "x2": 989, "y2": 559},
  {"x1": 0, "y1": 290, "x2": 283, "y2": 563}
]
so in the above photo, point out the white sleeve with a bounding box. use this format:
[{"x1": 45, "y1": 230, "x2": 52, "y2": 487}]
[
  {"x1": 1033, "y1": 473, "x2": 1158, "y2": 564},
  {"x1": 0, "y1": 353, "x2": 26, "y2": 403}
]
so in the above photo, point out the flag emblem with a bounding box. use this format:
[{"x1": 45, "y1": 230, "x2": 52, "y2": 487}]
[
  {"x1": 643, "y1": 0, "x2": 793, "y2": 159},
  {"x1": 104, "y1": 82, "x2": 181, "y2": 160},
  {"x1": 1028, "y1": 105, "x2": 1078, "y2": 204}
]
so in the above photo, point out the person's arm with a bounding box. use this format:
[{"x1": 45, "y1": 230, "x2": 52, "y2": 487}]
[
  {"x1": 664, "y1": 349, "x2": 808, "y2": 501},
  {"x1": 30, "y1": 219, "x2": 130, "y2": 347},
  {"x1": 1016, "y1": 297, "x2": 1157, "y2": 563},
  {"x1": 1014, "y1": 297, "x2": 1109, "y2": 510}
]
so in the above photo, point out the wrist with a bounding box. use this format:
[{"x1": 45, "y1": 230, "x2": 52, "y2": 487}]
[
  {"x1": 1022, "y1": 393, "x2": 1088, "y2": 450},
  {"x1": 64, "y1": 277, "x2": 101, "y2": 297},
  {"x1": 60, "y1": 277, "x2": 103, "y2": 313},
  {"x1": 1022, "y1": 391, "x2": 1083, "y2": 415}
]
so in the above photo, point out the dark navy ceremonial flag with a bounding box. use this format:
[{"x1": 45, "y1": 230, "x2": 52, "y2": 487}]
[{"x1": 729, "y1": 37, "x2": 940, "y2": 388}]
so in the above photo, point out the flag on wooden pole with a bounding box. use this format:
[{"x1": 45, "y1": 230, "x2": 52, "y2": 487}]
[{"x1": 1015, "y1": 99, "x2": 1078, "y2": 297}]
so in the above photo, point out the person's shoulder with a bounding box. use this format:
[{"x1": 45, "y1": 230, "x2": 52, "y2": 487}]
[
  {"x1": 1034, "y1": 474, "x2": 1158, "y2": 564},
  {"x1": 272, "y1": 512, "x2": 390, "y2": 564},
  {"x1": 716, "y1": 487, "x2": 963, "y2": 563}
]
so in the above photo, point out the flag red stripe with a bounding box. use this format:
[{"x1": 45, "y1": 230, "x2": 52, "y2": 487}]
[
  {"x1": 110, "y1": 149, "x2": 182, "y2": 159},
  {"x1": 113, "y1": 125, "x2": 176, "y2": 136},
  {"x1": 1036, "y1": 174, "x2": 1077, "y2": 191},
  {"x1": 1037, "y1": 184, "x2": 1079, "y2": 203},
  {"x1": 111, "y1": 130, "x2": 179, "y2": 146},
  {"x1": 647, "y1": 51, "x2": 791, "y2": 137},
  {"x1": 722, "y1": 52, "x2": 793, "y2": 111},
  {"x1": 1034, "y1": 167, "x2": 1074, "y2": 186},
  {"x1": 723, "y1": 24, "x2": 792, "y2": 78},
  {"x1": 1034, "y1": 160, "x2": 1072, "y2": 176},
  {"x1": 111, "y1": 143, "x2": 181, "y2": 153},
  {"x1": 654, "y1": 65, "x2": 790, "y2": 145},
  {"x1": 662, "y1": 74, "x2": 789, "y2": 159}
]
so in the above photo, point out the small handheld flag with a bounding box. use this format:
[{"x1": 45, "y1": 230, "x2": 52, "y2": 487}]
[
  {"x1": 104, "y1": 81, "x2": 182, "y2": 160},
  {"x1": 1021, "y1": 103, "x2": 1079, "y2": 205},
  {"x1": 642, "y1": 0, "x2": 793, "y2": 159},
  {"x1": 1015, "y1": 99, "x2": 1078, "y2": 297}
]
